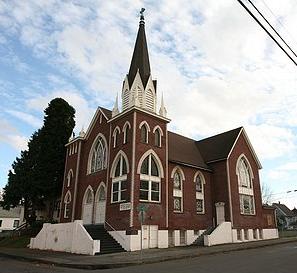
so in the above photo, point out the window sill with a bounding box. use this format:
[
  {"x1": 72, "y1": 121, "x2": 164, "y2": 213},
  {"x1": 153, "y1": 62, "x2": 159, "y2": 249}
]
[
  {"x1": 173, "y1": 210, "x2": 183, "y2": 214},
  {"x1": 111, "y1": 200, "x2": 127, "y2": 204},
  {"x1": 196, "y1": 212, "x2": 205, "y2": 215},
  {"x1": 139, "y1": 200, "x2": 161, "y2": 204},
  {"x1": 87, "y1": 168, "x2": 107, "y2": 175},
  {"x1": 240, "y1": 212, "x2": 256, "y2": 216}
]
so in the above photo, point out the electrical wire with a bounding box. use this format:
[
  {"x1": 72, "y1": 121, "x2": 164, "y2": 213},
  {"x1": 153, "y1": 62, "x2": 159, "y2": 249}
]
[
  {"x1": 248, "y1": 0, "x2": 297, "y2": 58},
  {"x1": 237, "y1": 0, "x2": 297, "y2": 66}
]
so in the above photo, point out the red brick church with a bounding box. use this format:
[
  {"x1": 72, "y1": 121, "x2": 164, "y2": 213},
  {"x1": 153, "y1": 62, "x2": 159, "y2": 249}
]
[{"x1": 31, "y1": 12, "x2": 278, "y2": 254}]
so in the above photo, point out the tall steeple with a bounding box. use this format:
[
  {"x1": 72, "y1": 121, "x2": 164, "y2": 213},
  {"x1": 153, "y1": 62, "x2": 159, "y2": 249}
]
[
  {"x1": 120, "y1": 8, "x2": 158, "y2": 114},
  {"x1": 127, "y1": 8, "x2": 151, "y2": 88}
]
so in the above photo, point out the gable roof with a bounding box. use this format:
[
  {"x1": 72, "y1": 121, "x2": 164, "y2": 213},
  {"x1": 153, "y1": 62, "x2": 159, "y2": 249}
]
[
  {"x1": 168, "y1": 132, "x2": 210, "y2": 170},
  {"x1": 196, "y1": 127, "x2": 242, "y2": 163},
  {"x1": 272, "y1": 203, "x2": 294, "y2": 217},
  {"x1": 99, "y1": 107, "x2": 112, "y2": 120}
]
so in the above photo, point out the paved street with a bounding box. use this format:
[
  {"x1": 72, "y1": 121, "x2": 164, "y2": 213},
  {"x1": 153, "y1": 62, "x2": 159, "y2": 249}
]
[{"x1": 1, "y1": 242, "x2": 296, "y2": 273}]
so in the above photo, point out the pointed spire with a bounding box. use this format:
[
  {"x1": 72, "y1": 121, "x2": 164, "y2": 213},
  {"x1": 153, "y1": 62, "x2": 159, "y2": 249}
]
[
  {"x1": 128, "y1": 8, "x2": 151, "y2": 87},
  {"x1": 159, "y1": 93, "x2": 167, "y2": 117},
  {"x1": 112, "y1": 94, "x2": 119, "y2": 117}
]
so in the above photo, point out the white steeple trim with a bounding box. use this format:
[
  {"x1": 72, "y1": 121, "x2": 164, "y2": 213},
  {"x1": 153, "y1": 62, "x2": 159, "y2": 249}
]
[
  {"x1": 159, "y1": 93, "x2": 167, "y2": 117},
  {"x1": 144, "y1": 74, "x2": 156, "y2": 112},
  {"x1": 112, "y1": 94, "x2": 119, "y2": 117}
]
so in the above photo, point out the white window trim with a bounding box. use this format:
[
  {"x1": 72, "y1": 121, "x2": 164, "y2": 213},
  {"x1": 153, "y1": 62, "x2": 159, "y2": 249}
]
[
  {"x1": 171, "y1": 167, "x2": 185, "y2": 213},
  {"x1": 122, "y1": 121, "x2": 131, "y2": 144},
  {"x1": 139, "y1": 121, "x2": 151, "y2": 144},
  {"x1": 87, "y1": 133, "x2": 108, "y2": 174},
  {"x1": 153, "y1": 125, "x2": 163, "y2": 147},
  {"x1": 193, "y1": 171, "x2": 206, "y2": 214},
  {"x1": 239, "y1": 194, "x2": 256, "y2": 215},
  {"x1": 64, "y1": 191, "x2": 71, "y2": 219},
  {"x1": 111, "y1": 180, "x2": 127, "y2": 203},
  {"x1": 66, "y1": 169, "x2": 73, "y2": 187},
  {"x1": 111, "y1": 153, "x2": 129, "y2": 203},
  {"x1": 139, "y1": 153, "x2": 161, "y2": 203},
  {"x1": 139, "y1": 179, "x2": 161, "y2": 203},
  {"x1": 112, "y1": 126, "x2": 121, "y2": 148}
]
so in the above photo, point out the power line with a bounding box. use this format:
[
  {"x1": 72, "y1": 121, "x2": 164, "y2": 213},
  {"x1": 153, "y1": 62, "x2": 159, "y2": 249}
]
[
  {"x1": 260, "y1": 0, "x2": 297, "y2": 46},
  {"x1": 247, "y1": 0, "x2": 297, "y2": 59},
  {"x1": 237, "y1": 0, "x2": 297, "y2": 66}
]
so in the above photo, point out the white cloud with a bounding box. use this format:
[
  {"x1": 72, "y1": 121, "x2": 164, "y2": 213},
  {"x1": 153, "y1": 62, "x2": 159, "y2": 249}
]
[{"x1": 6, "y1": 110, "x2": 42, "y2": 128}]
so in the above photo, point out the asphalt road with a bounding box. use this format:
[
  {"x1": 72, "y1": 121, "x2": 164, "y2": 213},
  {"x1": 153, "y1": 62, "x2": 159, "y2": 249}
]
[{"x1": 1, "y1": 242, "x2": 296, "y2": 273}]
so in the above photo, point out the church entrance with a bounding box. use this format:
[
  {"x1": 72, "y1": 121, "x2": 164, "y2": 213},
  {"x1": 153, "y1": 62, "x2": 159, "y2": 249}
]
[
  {"x1": 95, "y1": 184, "x2": 106, "y2": 224},
  {"x1": 82, "y1": 187, "x2": 94, "y2": 224}
]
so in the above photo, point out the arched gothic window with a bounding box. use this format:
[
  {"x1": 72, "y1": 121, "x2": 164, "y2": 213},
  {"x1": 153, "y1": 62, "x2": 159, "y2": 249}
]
[
  {"x1": 90, "y1": 136, "x2": 107, "y2": 173},
  {"x1": 140, "y1": 125, "x2": 148, "y2": 143},
  {"x1": 98, "y1": 185, "x2": 106, "y2": 201},
  {"x1": 123, "y1": 122, "x2": 131, "y2": 144},
  {"x1": 140, "y1": 154, "x2": 160, "y2": 202},
  {"x1": 194, "y1": 172, "x2": 205, "y2": 214},
  {"x1": 64, "y1": 191, "x2": 71, "y2": 219},
  {"x1": 111, "y1": 154, "x2": 128, "y2": 203},
  {"x1": 85, "y1": 188, "x2": 93, "y2": 204},
  {"x1": 113, "y1": 127, "x2": 120, "y2": 148},
  {"x1": 154, "y1": 129, "x2": 161, "y2": 147},
  {"x1": 238, "y1": 157, "x2": 252, "y2": 188},
  {"x1": 237, "y1": 156, "x2": 255, "y2": 215},
  {"x1": 66, "y1": 170, "x2": 73, "y2": 187},
  {"x1": 173, "y1": 170, "x2": 183, "y2": 212}
]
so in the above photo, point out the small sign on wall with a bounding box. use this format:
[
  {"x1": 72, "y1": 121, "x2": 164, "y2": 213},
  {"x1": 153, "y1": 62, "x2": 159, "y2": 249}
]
[{"x1": 120, "y1": 202, "x2": 131, "y2": 211}]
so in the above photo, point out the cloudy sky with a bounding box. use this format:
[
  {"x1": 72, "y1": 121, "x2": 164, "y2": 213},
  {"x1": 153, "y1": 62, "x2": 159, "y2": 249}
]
[{"x1": 0, "y1": 0, "x2": 296, "y2": 208}]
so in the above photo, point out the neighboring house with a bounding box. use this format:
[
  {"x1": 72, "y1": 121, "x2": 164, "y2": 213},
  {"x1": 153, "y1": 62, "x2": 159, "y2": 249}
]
[
  {"x1": 273, "y1": 202, "x2": 296, "y2": 228},
  {"x1": 0, "y1": 206, "x2": 24, "y2": 233},
  {"x1": 30, "y1": 13, "x2": 278, "y2": 255}
]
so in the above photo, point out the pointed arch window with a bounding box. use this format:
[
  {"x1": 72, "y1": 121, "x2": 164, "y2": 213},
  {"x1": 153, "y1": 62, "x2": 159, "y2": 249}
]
[
  {"x1": 194, "y1": 172, "x2": 205, "y2": 214},
  {"x1": 123, "y1": 122, "x2": 131, "y2": 144},
  {"x1": 154, "y1": 129, "x2": 161, "y2": 147},
  {"x1": 113, "y1": 127, "x2": 120, "y2": 148},
  {"x1": 85, "y1": 188, "x2": 93, "y2": 204},
  {"x1": 64, "y1": 191, "x2": 71, "y2": 219},
  {"x1": 98, "y1": 185, "x2": 106, "y2": 201},
  {"x1": 66, "y1": 170, "x2": 73, "y2": 187},
  {"x1": 237, "y1": 155, "x2": 255, "y2": 215},
  {"x1": 111, "y1": 154, "x2": 128, "y2": 203},
  {"x1": 89, "y1": 135, "x2": 107, "y2": 173},
  {"x1": 173, "y1": 170, "x2": 183, "y2": 212},
  {"x1": 140, "y1": 125, "x2": 148, "y2": 143},
  {"x1": 140, "y1": 154, "x2": 160, "y2": 202}
]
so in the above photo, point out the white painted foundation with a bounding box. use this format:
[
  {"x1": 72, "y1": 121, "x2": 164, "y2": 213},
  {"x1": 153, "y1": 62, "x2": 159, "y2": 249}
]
[{"x1": 30, "y1": 220, "x2": 100, "y2": 255}]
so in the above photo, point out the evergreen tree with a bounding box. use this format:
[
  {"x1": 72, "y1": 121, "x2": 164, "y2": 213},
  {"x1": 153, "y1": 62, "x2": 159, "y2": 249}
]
[
  {"x1": 37, "y1": 98, "x2": 75, "y2": 218},
  {"x1": 1, "y1": 98, "x2": 75, "y2": 222}
]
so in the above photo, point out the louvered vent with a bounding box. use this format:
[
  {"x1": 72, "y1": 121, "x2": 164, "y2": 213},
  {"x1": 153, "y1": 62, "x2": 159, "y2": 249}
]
[
  {"x1": 146, "y1": 89, "x2": 154, "y2": 111},
  {"x1": 122, "y1": 89, "x2": 129, "y2": 110}
]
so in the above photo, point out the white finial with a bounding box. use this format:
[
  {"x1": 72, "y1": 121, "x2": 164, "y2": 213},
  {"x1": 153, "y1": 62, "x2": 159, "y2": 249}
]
[
  {"x1": 159, "y1": 93, "x2": 167, "y2": 117},
  {"x1": 79, "y1": 126, "x2": 86, "y2": 137},
  {"x1": 112, "y1": 94, "x2": 120, "y2": 117}
]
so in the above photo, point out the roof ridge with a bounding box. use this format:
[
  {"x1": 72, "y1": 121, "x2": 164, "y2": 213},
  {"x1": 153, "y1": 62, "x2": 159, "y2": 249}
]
[{"x1": 197, "y1": 127, "x2": 243, "y2": 143}]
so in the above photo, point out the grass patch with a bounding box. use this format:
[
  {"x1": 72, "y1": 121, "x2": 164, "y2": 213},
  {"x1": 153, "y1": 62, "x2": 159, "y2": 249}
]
[
  {"x1": 0, "y1": 236, "x2": 30, "y2": 248},
  {"x1": 279, "y1": 230, "x2": 297, "y2": 238}
]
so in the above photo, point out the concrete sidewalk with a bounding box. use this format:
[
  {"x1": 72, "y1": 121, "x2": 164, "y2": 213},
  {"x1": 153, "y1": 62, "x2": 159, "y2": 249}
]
[{"x1": 0, "y1": 237, "x2": 296, "y2": 270}]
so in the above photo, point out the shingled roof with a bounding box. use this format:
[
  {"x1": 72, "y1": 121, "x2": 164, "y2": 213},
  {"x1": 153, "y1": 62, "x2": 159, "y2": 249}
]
[
  {"x1": 272, "y1": 203, "x2": 295, "y2": 217},
  {"x1": 99, "y1": 107, "x2": 112, "y2": 120},
  {"x1": 168, "y1": 132, "x2": 210, "y2": 170},
  {"x1": 127, "y1": 16, "x2": 151, "y2": 88},
  {"x1": 196, "y1": 127, "x2": 242, "y2": 163}
]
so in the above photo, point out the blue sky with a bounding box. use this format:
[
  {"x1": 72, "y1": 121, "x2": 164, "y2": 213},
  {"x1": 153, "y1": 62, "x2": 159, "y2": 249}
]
[{"x1": 0, "y1": 0, "x2": 296, "y2": 208}]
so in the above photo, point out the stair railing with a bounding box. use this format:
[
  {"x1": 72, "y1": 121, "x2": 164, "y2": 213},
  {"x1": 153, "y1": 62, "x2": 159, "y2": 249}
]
[{"x1": 104, "y1": 220, "x2": 126, "y2": 245}]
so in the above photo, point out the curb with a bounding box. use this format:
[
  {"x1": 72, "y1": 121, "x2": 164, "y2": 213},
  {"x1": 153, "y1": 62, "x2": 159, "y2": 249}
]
[{"x1": 0, "y1": 238, "x2": 296, "y2": 270}]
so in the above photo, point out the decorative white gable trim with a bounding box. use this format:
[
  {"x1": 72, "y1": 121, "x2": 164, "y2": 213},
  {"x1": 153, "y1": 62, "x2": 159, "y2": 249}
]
[{"x1": 227, "y1": 128, "x2": 262, "y2": 169}]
